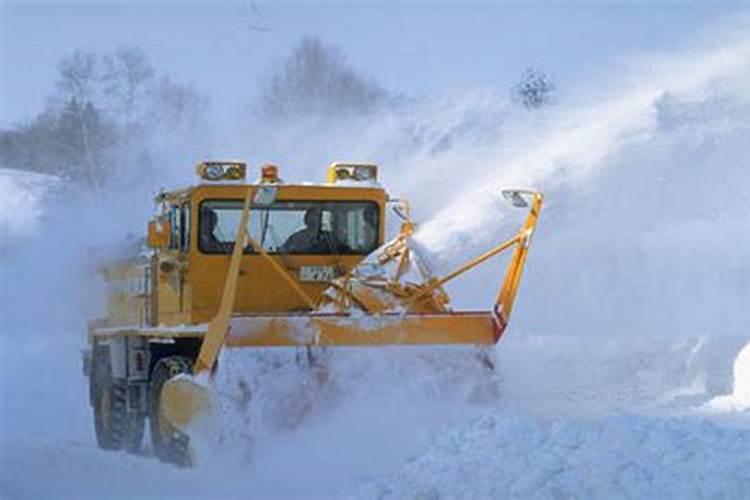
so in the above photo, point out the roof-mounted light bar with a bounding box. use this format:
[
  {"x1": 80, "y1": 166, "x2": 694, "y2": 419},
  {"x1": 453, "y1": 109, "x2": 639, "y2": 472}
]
[
  {"x1": 196, "y1": 161, "x2": 247, "y2": 182},
  {"x1": 327, "y1": 162, "x2": 379, "y2": 184}
]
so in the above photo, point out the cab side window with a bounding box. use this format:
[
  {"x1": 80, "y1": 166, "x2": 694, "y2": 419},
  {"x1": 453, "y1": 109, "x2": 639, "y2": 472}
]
[
  {"x1": 167, "y1": 204, "x2": 191, "y2": 251},
  {"x1": 168, "y1": 205, "x2": 180, "y2": 250},
  {"x1": 179, "y1": 203, "x2": 190, "y2": 251}
]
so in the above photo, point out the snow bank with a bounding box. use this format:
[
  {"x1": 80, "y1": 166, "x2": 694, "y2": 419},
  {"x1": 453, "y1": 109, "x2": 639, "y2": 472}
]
[
  {"x1": 344, "y1": 334, "x2": 750, "y2": 498},
  {"x1": 731, "y1": 341, "x2": 750, "y2": 408},
  {"x1": 707, "y1": 339, "x2": 750, "y2": 412},
  {"x1": 493, "y1": 334, "x2": 749, "y2": 418},
  {"x1": 353, "y1": 412, "x2": 750, "y2": 499}
]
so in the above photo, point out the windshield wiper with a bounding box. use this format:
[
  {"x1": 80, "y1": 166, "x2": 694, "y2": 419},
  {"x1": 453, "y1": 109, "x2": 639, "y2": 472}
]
[{"x1": 259, "y1": 209, "x2": 270, "y2": 248}]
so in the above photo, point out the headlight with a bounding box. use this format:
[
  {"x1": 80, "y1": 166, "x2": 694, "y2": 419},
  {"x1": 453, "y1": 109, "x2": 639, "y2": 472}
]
[
  {"x1": 196, "y1": 161, "x2": 247, "y2": 182},
  {"x1": 204, "y1": 164, "x2": 224, "y2": 180},
  {"x1": 353, "y1": 165, "x2": 376, "y2": 181},
  {"x1": 327, "y1": 162, "x2": 379, "y2": 184}
]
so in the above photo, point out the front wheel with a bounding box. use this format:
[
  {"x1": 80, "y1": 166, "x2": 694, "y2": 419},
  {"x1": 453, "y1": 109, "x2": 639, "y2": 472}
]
[
  {"x1": 149, "y1": 356, "x2": 193, "y2": 467},
  {"x1": 91, "y1": 347, "x2": 144, "y2": 452}
]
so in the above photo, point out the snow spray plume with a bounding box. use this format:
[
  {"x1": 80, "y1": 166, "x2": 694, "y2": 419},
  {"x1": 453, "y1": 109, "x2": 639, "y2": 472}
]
[
  {"x1": 236, "y1": 23, "x2": 750, "y2": 337},
  {"x1": 414, "y1": 26, "x2": 750, "y2": 264}
]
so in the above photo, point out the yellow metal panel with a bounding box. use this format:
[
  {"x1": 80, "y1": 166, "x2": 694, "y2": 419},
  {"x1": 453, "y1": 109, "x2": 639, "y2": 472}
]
[
  {"x1": 190, "y1": 184, "x2": 387, "y2": 209},
  {"x1": 185, "y1": 183, "x2": 387, "y2": 324},
  {"x1": 101, "y1": 262, "x2": 150, "y2": 327},
  {"x1": 156, "y1": 250, "x2": 189, "y2": 325},
  {"x1": 188, "y1": 254, "x2": 366, "y2": 322},
  {"x1": 225, "y1": 312, "x2": 499, "y2": 347}
]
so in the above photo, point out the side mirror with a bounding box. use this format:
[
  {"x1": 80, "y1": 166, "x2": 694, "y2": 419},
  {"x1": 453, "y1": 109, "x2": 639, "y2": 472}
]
[
  {"x1": 501, "y1": 189, "x2": 535, "y2": 208},
  {"x1": 147, "y1": 217, "x2": 171, "y2": 249},
  {"x1": 389, "y1": 198, "x2": 412, "y2": 223}
]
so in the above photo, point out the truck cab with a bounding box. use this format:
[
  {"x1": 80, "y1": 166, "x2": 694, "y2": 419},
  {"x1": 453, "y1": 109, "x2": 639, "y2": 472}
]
[{"x1": 108, "y1": 161, "x2": 388, "y2": 328}]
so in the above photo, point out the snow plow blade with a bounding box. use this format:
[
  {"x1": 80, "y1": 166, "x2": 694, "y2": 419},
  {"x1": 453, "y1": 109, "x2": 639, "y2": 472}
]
[
  {"x1": 161, "y1": 189, "x2": 542, "y2": 435},
  {"x1": 226, "y1": 311, "x2": 504, "y2": 347}
]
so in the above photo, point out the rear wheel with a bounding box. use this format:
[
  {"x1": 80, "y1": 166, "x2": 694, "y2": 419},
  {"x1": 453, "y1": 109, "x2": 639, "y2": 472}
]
[
  {"x1": 91, "y1": 348, "x2": 145, "y2": 452},
  {"x1": 149, "y1": 356, "x2": 193, "y2": 467}
]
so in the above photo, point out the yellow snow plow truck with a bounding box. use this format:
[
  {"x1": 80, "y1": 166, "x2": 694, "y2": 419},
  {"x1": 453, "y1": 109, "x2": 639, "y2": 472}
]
[{"x1": 82, "y1": 160, "x2": 543, "y2": 466}]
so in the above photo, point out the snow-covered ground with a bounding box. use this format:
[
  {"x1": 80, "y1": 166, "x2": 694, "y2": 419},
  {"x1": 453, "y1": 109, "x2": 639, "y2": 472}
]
[
  {"x1": 2, "y1": 14, "x2": 750, "y2": 500},
  {"x1": 1, "y1": 327, "x2": 748, "y2": 498},
  {"x1": 356, "y1": 412, "x2": 750, "y2": 499}
]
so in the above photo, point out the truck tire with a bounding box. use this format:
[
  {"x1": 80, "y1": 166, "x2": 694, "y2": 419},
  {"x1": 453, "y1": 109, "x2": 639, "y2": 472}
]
[
  {"x1": 149, "y1": 356, "x2": 193, "y2": 467},
  {"x1": 91, "y1": 347, "x2": 145, "y2": 452}
]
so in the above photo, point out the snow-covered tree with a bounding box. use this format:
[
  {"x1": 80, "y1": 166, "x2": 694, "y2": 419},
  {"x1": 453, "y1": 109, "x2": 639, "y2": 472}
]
[{"x1": 514, "y1": 68, "x2": 554, "y2": 109}]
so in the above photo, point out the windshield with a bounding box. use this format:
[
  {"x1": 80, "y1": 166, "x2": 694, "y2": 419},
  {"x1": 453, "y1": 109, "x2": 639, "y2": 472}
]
[{"x1": 199, "y1": 200, "x2": 379, "y2": 255}]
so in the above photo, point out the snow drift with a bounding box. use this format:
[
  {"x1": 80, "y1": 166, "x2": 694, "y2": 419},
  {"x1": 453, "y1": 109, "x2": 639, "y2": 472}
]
[{"x1": 355, "y1": 412, "x2": 750, "y2": 499}]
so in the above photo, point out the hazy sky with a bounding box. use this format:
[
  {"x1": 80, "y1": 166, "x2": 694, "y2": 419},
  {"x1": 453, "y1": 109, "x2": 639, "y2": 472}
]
[{"x1": 1, "y1": 1, "x2": 746, "y2": 127}]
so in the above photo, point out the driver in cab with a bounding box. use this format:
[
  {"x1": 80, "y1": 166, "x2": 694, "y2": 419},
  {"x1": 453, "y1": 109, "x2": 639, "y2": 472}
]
[
  {"x1": 200, "y1": 207, "x2": 224, "y2": 252},
  {"x1": 281, "y1": 207, "x2": 349, "y2": 254}
]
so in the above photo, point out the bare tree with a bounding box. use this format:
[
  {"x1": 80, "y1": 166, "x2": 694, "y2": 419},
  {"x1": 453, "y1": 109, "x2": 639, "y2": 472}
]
[
  {"x1": 260, "y1": 37, "x2": 386, "y2": 119},
  {"x1": 514, "y1": 68, "x2": 555, "y2": 109},
  {"x1": 56, "y1": 50, "x2": 99, "y2": 108},
  {"x1": 149, "y1": 76, "x2": 208, "y2": 135},
  {"x1": 55, "y1": 50, "x2": 109, "y2": 187},
  {"x1": 101, "y1": 46, "x2": 155, "y2": 128},
  {"x1": 1, "y1": 45, "x2": 209, "y2": 190},
  {"x1": 54, "y1": 100, "x2": 116, "y2": 186}
]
